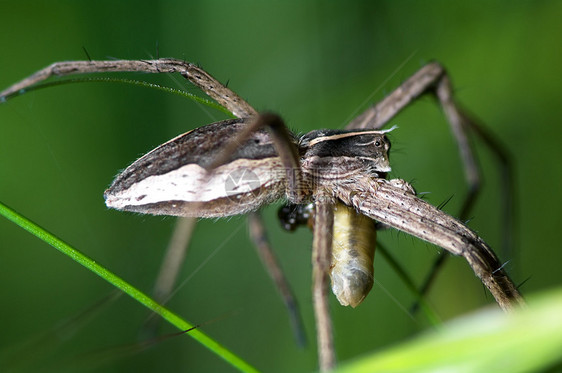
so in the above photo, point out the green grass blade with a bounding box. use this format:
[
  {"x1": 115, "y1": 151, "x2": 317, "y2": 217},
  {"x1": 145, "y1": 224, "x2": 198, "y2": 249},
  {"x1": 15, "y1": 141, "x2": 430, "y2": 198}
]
[
  {"x1": 335, "y1": 288, "x2": 562, "y2": 373},
  {"x1": 0, "y1": 200, "x2": 259, "y2": 373}
]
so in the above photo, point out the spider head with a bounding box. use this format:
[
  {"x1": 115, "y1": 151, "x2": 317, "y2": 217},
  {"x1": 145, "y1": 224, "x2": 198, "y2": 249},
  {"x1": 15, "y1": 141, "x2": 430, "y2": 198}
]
[{"x1": 300, "y1": 129, "x2": 392, "y2": 178}]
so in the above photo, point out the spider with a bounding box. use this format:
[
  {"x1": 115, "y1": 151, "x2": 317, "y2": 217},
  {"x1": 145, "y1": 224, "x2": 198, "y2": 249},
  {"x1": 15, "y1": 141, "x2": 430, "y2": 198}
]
[{"x1": 0, "y1": 59, "x2": 524, "y2": 371}]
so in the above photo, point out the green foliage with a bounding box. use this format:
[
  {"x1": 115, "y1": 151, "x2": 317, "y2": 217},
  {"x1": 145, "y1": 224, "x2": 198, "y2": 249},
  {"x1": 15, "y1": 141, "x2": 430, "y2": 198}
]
[{"x1": 337, "y1": 289, "x2": 562, "y2": 373}]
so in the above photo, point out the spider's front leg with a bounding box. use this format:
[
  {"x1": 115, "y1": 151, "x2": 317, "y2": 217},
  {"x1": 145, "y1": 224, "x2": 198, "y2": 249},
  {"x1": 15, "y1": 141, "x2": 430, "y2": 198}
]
[
  {"x1": 334, "y1": 177, "x2": 524, "y2": 311},
  {"x1": 346, "y1": 62, "x2": 515, "y2": 303}
]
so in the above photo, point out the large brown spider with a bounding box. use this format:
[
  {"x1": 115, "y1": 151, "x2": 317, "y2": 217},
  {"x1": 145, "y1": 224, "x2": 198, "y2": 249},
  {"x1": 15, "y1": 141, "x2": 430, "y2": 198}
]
[{"x1": 1, "y1": 59, "x2": 524, "y2": 371}]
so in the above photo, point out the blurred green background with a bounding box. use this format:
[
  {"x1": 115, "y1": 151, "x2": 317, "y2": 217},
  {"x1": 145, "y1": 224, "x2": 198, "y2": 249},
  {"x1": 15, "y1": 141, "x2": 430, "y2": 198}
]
[{"x1": 1, "y1": 1, "x2": 561, "y2": 372}]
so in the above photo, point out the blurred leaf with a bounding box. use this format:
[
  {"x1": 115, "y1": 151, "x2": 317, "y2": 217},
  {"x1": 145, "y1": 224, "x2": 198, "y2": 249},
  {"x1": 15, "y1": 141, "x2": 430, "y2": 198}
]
[{"x1": 337, "y1": 288, "x2": 562, "y2": 373}]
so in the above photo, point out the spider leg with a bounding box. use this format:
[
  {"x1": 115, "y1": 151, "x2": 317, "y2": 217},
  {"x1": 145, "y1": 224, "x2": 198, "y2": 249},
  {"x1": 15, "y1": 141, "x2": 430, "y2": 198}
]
[
  {"x1": 151, "y1": 218, "x2": 197, "y2": 304},
  {"x1": 345, "y1": 62, "x2": 515, "y2": 306},
  {"x1": 0, "y1": 58, "x2": 256, "y2": 118},
  {"x1": 142, "y1": 217, "x2": 196, "y2": 337},
  {"x1": 312, "y1": 196, "x2": 336, "y2": 371},
  {"x1": 248, "y1": 212, "x2": 307, "y2": 347}
]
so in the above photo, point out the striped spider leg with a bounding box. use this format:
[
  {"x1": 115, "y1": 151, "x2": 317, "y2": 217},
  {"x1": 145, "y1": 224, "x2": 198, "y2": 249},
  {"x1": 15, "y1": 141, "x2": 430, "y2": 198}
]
[
  {"x1": 1, "y1": 59, "x2": 524, "y2": 372},
  {"x1": 345, "y1": 62, "x2": 516, "y2": 309}
]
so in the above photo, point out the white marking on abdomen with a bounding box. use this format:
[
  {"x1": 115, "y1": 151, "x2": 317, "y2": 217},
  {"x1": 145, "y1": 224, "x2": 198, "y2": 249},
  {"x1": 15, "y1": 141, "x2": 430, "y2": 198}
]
[{"x1": 105, "y1": 158, "x2": 285, "y2": 209}]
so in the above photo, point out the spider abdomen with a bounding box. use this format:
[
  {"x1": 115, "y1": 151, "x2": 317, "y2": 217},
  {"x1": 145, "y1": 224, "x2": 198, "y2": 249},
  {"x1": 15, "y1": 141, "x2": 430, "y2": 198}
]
[{"x1": 104, "y1": 118, "x2": 287, "y2": 217}]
